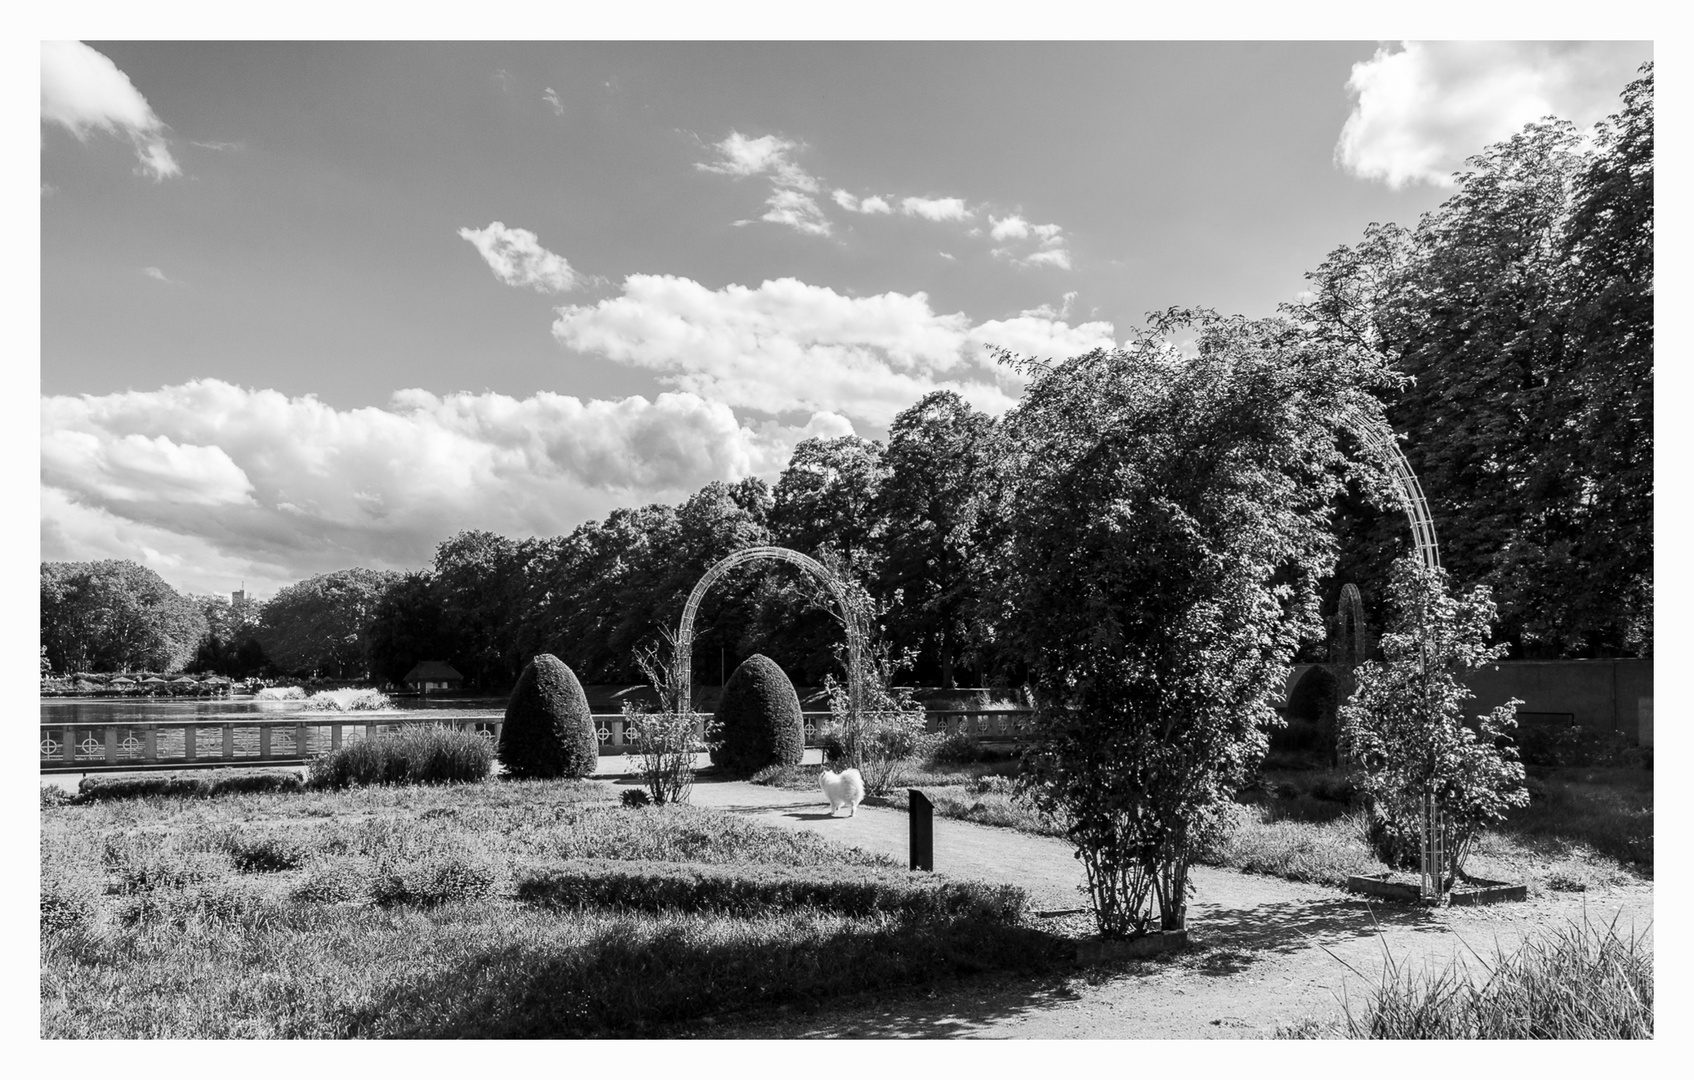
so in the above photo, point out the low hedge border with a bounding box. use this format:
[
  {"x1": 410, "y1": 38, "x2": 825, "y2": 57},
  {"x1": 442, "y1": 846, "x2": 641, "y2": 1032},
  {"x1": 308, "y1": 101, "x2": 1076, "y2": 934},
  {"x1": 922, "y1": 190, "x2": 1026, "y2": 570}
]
[
  {"x1": 515, "y1": 858, "x2": 1027, "y2": 923},
  {"x1": 72, "y1": 771, "x2": 304, "y2": 803}
]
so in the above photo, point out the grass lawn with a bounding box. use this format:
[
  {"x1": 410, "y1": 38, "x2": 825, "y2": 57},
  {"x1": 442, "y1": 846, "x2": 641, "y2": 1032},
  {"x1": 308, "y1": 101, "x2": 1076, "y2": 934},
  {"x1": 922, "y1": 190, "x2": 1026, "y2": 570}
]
[
  {"x1": 758, "y1": 749, "x2": 1654, "y2": 897},
  {"x1": 40, "y1": 777, "x2": 1075, "y2": 1038}
]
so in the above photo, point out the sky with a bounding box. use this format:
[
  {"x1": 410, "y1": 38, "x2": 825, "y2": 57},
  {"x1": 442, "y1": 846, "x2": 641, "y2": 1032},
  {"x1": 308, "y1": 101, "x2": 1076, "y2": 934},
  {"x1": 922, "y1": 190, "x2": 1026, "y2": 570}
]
[{"x1": 39, "y1": 39, "x2": 1653, "y2": 598}]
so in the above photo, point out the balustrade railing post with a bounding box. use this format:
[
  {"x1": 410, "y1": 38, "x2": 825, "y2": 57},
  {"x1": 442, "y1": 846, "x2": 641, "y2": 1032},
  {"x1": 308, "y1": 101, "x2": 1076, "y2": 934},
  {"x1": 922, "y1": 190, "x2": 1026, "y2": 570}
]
[
  {"x1": 61, "y1": 726, "x2": 74, "y2": 766},
  {"x1": 222, "y1": 723, "x2": 234, "y2": 761},
  {"x1": 104, "y1": 726, "x2": 117, "y2": 766},
  {"x1": 185, "y1": 724, "x2": 198, "y2": 761},
  {"x1": 295, "y1": 723, "x2": 307, "y2": 760},
  {"x1": 331, "y1": 723, "x2": 342, "y2": 751},
  {"x1": 143, "y1": 725, "x2": 157, "y2": 763},
  {"x1": 259, "y1": 725, "x2": 272, "y2": 760}
]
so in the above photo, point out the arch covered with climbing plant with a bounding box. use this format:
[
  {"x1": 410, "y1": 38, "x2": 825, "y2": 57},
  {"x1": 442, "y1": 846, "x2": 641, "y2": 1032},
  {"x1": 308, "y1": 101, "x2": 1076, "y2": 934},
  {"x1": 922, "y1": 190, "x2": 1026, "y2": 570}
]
[{"x1": 673, "y1": 545, "x2": 865, "y2": 728}]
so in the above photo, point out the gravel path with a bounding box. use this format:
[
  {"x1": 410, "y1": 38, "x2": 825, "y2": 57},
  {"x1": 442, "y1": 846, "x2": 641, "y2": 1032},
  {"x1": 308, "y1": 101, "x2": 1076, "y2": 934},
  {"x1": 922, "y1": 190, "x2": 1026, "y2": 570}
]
[{"x1": 672, "y1": 775, "x2": 1655, "y2": 1039}]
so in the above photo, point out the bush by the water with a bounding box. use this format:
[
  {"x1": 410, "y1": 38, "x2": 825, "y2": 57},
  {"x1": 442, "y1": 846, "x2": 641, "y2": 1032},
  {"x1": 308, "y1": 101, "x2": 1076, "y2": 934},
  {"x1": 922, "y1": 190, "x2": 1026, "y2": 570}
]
[
  {"x1": 499, "y1": 654, "x2": 598, "y2": 779},
  {"x1": 516, "y1": 859, "x2": 1026, "y2": 922},
  {"x1": 308, "y1": 724, "x2": 494, "y2": 789},
  {"x1": 711, "y1": 654, "x2": 804, "y2": 775}
]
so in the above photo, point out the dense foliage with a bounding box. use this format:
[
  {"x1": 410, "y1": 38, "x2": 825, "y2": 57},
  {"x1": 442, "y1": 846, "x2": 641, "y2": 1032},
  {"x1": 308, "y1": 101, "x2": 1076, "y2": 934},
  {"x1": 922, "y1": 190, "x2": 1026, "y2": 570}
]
[
  {"x1": 1339, "y1": 557, "x2": 1528, "y2": 880},
  {"x1": 40, "y1": 560, "x2": 208, "y2": 674},
  {"x1": 997, "y1": 309, "x2": 1397, "y2": 937},
  {"x1": 499, "y1": 654, "x2": 599, "y2": 779},
  {"x1": 710, "y1": 654, "x2": 805, "y2": 775},
  {"x1": 1294, "y1": 65, "x2": 1652, "y2": 657},
  {"x1": 256, "y1": 567, "x2": 399, "y2": 678}
]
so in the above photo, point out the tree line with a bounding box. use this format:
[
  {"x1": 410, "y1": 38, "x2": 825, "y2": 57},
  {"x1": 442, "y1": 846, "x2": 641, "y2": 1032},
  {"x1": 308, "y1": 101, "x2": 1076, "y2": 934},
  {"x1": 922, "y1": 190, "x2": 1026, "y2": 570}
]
[{"x1": 40, "y1": 67, "x2": 1650, "y2": 686}]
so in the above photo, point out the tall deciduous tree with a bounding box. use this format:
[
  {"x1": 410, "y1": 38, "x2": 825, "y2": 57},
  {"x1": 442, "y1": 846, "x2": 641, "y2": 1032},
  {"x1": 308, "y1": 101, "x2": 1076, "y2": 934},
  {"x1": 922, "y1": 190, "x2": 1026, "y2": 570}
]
[
  {"x1": 256, "y1": 568, "x2": 398, "y2": 678},
  {"x1": 366, "y1": 570, "x2": 447, "y2": 685},
  {"x1": 875, "y1": 391, "x2": 997, "y2": 688},
  {"x1": 40, "y1": 561, "x2": 208, "y2": 673},
  {"x1": 998, "y1": 310, "x2": 1397, "y2": 937},
  {"x1": 1294, "y1": 65, "x2": 1652, "y2": 656}
]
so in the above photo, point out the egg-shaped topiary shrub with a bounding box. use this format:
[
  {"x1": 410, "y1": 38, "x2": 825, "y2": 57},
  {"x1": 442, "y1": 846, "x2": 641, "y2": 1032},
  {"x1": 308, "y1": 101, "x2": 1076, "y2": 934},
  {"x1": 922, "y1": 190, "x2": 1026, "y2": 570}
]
[
  {"x1": 499, "y1": 654, "x2": 599, "y2": 779},
  {"x1": 710, "y1": 654, "x2": 805, "y2": 775}
]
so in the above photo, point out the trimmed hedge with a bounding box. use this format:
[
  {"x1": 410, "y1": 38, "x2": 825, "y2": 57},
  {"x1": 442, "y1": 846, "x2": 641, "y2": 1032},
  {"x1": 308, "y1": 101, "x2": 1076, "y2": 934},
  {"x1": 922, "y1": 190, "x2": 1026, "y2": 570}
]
[
  {"x1": 76, "y1": 771, "x2": 304, "y2": 803},
  {"x1": 515, "y1": 858, "x2": 1027, "y2": 923},
  {"x1": 710, "y1": 654, "x2": 804, "y2": 775},
  {"x1": 500, "y1": 654, "x2": 598, "y2": 779},
  {"x1": 308, "y1": 724, "x2": 494, "y2": 789}
]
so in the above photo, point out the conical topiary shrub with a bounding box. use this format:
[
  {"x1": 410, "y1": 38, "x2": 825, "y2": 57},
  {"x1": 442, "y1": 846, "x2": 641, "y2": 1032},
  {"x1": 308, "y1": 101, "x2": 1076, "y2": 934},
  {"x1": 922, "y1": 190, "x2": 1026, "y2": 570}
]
[
  {"x1": 710, "y1": 653, "x2": 805, "y2": 775},
  {"x1": 499, "y1": 654, "x2": 598, "y2": 779}
]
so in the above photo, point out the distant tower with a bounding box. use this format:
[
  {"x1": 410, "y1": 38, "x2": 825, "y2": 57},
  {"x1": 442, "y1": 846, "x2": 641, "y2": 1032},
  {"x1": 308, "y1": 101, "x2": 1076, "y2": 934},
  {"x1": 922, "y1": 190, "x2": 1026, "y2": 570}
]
[{"x1": 232, "y1": 581, "x2": 246, "y2": 605}]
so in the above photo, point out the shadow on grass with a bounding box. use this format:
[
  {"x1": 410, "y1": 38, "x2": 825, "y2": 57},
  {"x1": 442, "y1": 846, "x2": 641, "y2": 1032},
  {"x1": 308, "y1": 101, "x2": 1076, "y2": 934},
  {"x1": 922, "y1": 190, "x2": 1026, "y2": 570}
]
[{"x1": 340, "y1": 913, "x2": 1077, "y2": 1038}]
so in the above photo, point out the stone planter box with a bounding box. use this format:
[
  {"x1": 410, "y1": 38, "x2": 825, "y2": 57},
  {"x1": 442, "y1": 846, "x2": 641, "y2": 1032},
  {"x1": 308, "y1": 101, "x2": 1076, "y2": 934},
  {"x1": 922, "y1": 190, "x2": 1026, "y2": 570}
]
[
  {"x1": 1076, "y1": 928, "x2": 1188, "y2": 964},
  {"x1": 1345, "y1": 873, "x2": 1526, "y2": 906}
]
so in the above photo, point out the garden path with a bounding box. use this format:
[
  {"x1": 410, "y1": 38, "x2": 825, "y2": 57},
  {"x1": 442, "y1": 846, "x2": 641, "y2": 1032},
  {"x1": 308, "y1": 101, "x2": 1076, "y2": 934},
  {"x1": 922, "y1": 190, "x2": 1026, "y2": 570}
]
[{"x1": 668, "y1": 776, "x2": 1655, "y2": 1039}]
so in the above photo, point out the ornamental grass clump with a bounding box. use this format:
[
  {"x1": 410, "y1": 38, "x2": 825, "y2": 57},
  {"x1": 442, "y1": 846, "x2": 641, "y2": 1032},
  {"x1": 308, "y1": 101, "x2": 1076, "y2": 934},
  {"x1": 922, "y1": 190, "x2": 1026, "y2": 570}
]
[
  {"x1": 1339, "y1": 556, "x2": 1529, "y2": 884},
  {"x1": 308, "y1": 724, "x2": 494, "y2": 789},
  {"x1": 710, "y1": 654, "x2": 805, "y2": 776},
  {"x1": 499, "y1": 654, "x2": 598, "y2": 779},
  {"x1": 300, "y1": 687, "x2": 392, "y2": 711},
  {"x1": 1330, "y1": 917, "x2": 1652, "y2": 1039}
]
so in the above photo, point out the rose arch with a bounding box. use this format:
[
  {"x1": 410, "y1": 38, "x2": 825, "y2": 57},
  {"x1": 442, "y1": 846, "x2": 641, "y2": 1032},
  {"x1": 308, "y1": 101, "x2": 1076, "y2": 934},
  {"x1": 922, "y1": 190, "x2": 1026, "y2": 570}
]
[{"x1": 674, "y1": 546, "x2": 865, "y2": 727}]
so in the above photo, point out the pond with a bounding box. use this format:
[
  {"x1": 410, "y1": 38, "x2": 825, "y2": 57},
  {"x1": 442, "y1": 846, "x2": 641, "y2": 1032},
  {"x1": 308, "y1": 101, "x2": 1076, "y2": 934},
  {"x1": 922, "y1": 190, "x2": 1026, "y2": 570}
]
[{"x1": 39, "y1": 696, "x2": 509, "y2": 727}]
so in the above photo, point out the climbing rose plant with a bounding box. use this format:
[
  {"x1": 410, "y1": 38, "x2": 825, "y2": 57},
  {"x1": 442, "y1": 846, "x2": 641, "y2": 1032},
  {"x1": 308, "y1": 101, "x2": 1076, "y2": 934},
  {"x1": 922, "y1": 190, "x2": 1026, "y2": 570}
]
[
  {"x1": 1339, "y1": 556, "x2": 1528, "y2": 885},
  {"x1": 995, "y1": 308, "x2": 1399, "y2": 938}
]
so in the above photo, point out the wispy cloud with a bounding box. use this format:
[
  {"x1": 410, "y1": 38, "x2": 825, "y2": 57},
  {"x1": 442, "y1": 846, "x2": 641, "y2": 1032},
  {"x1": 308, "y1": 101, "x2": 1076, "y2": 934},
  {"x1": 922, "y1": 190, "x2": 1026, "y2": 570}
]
[
  {"x1": 457, "y1": 221, "x2": 588, "y2": 293},
  {"x1": 833, "y1": 189, "x2": 892, "y2": 214},
  {"x1": 900, "y1": 196, "x2": 972, "y2": 223},
  {"x1": 142, "y1": 266, "x2": 183, "y2": 285},
  {"x1": 542, "y1": 87, "x2": 565, "y2": 116},
  {"x1": 758, "y1": 189, "x2": 832, "y2": 238},
  {"x1": 41, "y1": 40, "x2": 180, "y2": 180},
  {"x1": 190, "y1": 139, "x2": 243, "y2": 152},
  {"x1": 1337, "y1": 41, "x2": 1650, "y2": 188}
]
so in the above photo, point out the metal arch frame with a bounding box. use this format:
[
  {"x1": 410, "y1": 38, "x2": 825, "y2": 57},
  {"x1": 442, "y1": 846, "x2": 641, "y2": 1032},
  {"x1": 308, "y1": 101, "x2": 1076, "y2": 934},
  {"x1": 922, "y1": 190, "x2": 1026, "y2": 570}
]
[
  {"x1": 1341, "y1": 409, "x2": 1440, "y2": 571},
  {"x1": 674, "y1": 545, "x2": 864, "y2": 723},
  {"x1": 1335, "y1": 583, "x2": 1366, "y2": 666},
  {"x1": 1339, "y1": 409, "x2": 1450, "y2": 900}
]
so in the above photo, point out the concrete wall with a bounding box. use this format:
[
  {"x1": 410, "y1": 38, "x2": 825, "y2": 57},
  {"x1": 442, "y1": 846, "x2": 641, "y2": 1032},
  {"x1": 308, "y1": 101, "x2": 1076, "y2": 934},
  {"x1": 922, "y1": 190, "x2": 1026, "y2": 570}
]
[
  {"x1": 1463, "y1": 659, "x2": 1651, "y2": 739},
  {"x1": 1281, "y1": 658, "x2": 1653, "y2": 744}
]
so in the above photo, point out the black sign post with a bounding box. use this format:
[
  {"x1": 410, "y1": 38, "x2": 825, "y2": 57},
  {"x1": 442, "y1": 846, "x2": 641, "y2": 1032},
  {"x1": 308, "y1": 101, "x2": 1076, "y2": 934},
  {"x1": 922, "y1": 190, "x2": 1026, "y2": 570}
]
[{"x1": 909, "y1": 788, "x2": 934, "y2": 871}]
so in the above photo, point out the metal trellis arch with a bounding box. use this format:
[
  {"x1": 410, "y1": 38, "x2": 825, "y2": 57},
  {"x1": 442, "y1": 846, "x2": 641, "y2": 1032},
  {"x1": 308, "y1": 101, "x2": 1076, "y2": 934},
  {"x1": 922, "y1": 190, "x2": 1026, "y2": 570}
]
[
  {"x1": 674, "y1": 545, "x2": 865, "y2": 725},
  {"x1": 1342, "y1": 408, "x2": 1440, "y2": 572}
]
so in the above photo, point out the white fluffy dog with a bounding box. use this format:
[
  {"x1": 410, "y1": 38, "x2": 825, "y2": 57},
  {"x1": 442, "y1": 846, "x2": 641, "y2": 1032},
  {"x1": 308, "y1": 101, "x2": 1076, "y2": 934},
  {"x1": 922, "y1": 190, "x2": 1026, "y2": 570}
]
[{"x1": 819, "y1": 767, "x2": 865, "y2": 817}]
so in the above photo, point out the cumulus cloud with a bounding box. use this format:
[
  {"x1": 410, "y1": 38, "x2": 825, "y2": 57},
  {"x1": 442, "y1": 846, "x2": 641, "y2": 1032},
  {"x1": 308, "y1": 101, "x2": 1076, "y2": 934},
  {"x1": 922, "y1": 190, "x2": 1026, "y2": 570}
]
[
  {"x1": 41, "y1": 381, "x2": 839, "y2": 594},
  {"x1": 458, "y1": 221, "x2": 585, "y2": 293},
  {"x1": 990, "y1": 214, "x2": 1031, "y2": 240},
  {"x1": 552, "y1": 273, "x2": 1115, "y2": 426},
  {"x1": 900, "y1": 196, "x2": 972, "y2": 222},
  {"x1": 41, "y1": 40, "x2": 180, "y2": 180},
  {"x1": 1337, "y1": 41, "x2": 1651, "y2": 188}
]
